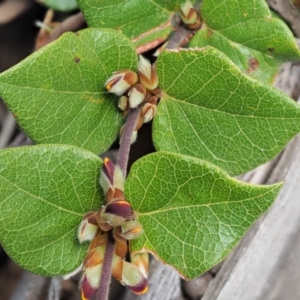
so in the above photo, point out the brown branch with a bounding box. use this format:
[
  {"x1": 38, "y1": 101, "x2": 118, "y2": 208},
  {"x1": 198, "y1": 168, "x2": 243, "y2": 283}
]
[
  {"x1": 48, "y1": 12, "x2": 86, "y2": 42},
  {"x1": 266, "y1": 0, "x2": 300, "y2": 37}
]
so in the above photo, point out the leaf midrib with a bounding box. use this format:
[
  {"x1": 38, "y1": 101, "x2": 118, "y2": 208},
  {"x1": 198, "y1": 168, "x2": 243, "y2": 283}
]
[{"x1": 138, "y1": 186, "x2": 276, "y2": 216}]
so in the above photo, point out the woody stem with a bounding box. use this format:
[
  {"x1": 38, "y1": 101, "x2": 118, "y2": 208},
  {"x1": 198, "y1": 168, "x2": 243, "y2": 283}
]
[
  {"x1": 117, "y1": 108, "x2": 141, "y2": 176},
  {"x1": 96, "y1": 231, "x2": 115, "y2": 300}
]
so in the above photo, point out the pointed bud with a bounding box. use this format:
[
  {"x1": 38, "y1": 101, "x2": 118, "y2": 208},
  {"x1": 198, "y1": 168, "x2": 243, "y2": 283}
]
[
  {"x1": 81, "y1": 275, "x2": 98, "y2": 300},
  {"x1": 112, "y1": 254, "x2": 124, "y2": 282},
  {"x1": 99, "y1": 199, "x2": 131, "y2": 227},
  {"x1": 128, "y1": 84, "x2": 147, "y2": 108},
  {"x1": 99, "y1": 157, "x2": 114, "y2": 195},
  {"x1": 120, "y1": 220, "x2": 144, "y2": 240},
  {"x1": 100, "y1": 158, "x2": 125, "y2": 197},
  {"x1": 77, "y1": 219, "x2": 98, "y2": 243},
  {"x1": 141, "y1": 102, "x2": 157, "y2": 123},
  {"x1": 118, "y1": 96, "x2": 129, "y2": 111},
  {"x1": 180, "y1": 1, "x2": 201, "y2": 29},
  {"x1": 138, "y1": 55, "x2": 158, "y2": 91},
  {"x1": 122, "y1": 261, "x2": 148, "y2": 294},
  {"x1": 112, "y1": 256, "x2": 148, "y2": 294},
  {"x1": 105, "y1": 70, "x2": 138, "y2": 96},
  {"x1": 113, "y1": 164, "x2": 125, "y2": 192},
  {"x1": 131, "y1": 253, "x2": 149, "y2": 278},
  {"x1": 81, "y1": 244, "x2": 106, "y2": 300},
  {"x1": 105, "y1": 200, "x2": 132, "y2": 219}
]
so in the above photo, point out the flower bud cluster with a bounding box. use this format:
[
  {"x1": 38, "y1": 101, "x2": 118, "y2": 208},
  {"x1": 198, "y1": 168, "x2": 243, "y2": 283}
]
[
  {"x1": 180, "y1": 1, "x2": 202, "y2": 30},
  {"x1": 78, "y1": 158, "x2": 148, "y2": 299},
  {"x1": 105, "y1": 55, "x2": 160, "y2": 144}
]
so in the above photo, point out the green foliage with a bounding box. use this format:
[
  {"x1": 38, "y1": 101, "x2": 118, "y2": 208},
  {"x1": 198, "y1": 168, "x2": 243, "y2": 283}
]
[
  {"x1": 189, "y1": 0, "x2": 300, "y2": 83},
  {"x1": 0, "y1": 29, "x2": 137, "y2": 154},
  {"x1": 0, "y1": 0, "x2": 298, "y2": 287},
  {"x1": 126, "y1": 152, "x2": 281, "y2": 279},
  {"x1": 0, "y1": 145, "x2": 103, "y2": 275},
  {"x1": 154, "y1": 48, "x2": 300, "y2": 176},
  {"x1": 76, "y1": 0, "x2": 182, "y2": 47}
]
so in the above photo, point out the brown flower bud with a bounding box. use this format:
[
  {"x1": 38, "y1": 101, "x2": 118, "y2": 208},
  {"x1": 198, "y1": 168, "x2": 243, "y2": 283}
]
[
  {"x1": 99, "y1": 199, "x2": 132, "y2": 228},
  {"x1": 140, "y1": 102, "x2": 157, "y2": 123},
  {"x1": 99, "y1": 158, "x2": 125, "y2": 196},
  {"x1": 81, "y1": 242, "x2": 106, "y2": 300},
  {"x1": 122, "y1": 261, "x2": 148, "y2": 294},
  {"x1": 131, "y1": 253, "x2": 149, "y2": 278},
  {"x1": 105, "y1": 200, "x2": 132, "y2": 219},
  {"x1": 120, "y1": 220, "x2": 144, "y2": 240},
  {"x1": 180, "y1": 1, "x2": 201, "y2": 29},
  {"x1": 138, "y1": 55, "x2": 158, "y2": 91},
  {"x1": 77, "y1": 218, "x2": 98, "y2": 244},
  {"x1": 128, "y1": 84, "x2": 147, "y2": 108},
  {"x1": 105, "y1": 70, "x2": 138, "y2": 96},
  {"x1": 118, "y1": 96, "x2": 129, "y2": 111},
  {"x1": 112, "y1": 255, "x2": 148, "y2": 294}
]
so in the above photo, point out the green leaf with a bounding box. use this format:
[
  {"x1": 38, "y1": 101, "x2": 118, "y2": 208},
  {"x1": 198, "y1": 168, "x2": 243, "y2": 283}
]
[
  {"x1": 76, "y1": 0, "x2": 182, "y2": 43},
  {"x1": 0, "y1": 145, "x2": 102, "y2": 275},
  {"x1": 0, "y1": 28, "x2": 137, "y2": 154},
  {"x1": 126, "y1": 152, "x2": 281, "y2": 279},
  {"x1": 38, "y1": 0, "x2": 77, "y2": 11},
  {"x1": 153, "y1": 48, "x2": 300, "y2": 176},
  {"x1": 188, "y1": 0, "x2": 300, "y2": 83}
]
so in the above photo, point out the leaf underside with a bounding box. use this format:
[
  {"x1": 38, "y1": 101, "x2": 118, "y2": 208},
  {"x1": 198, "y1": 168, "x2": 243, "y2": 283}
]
[
  {"x1": 126, "y1": 152, "x2": 281, "y2": 279},
  {"x1": 0, "y1": 145, "x2": 103, "y2": 275}
]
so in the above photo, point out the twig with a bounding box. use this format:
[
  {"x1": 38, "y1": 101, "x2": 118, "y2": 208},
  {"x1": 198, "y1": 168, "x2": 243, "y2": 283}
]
[
  {"x1": 166, "y1": 26, "x2": 196, "y2": 49},
  {"x1": 266, "y1": 0, "x2": 300, "y2": 37},
  {"x1": 97, "y1": 231, "x2": 115, "y2": 300},
  {"x1": 117, "y1": 108, "x2": 141, "y2": 177},
  {"x1": 48, "y1": 277, "x2": 62, "y2": 300},
  {"x1": 49, "y1": 12, "x2": 86, "y2": 42}
]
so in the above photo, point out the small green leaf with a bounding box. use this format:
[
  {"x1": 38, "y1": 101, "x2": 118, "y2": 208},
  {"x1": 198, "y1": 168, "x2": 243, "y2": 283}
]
[
  {"x1": 0, "y1": 145, "x2": 102, "y2": 275},
  {"x1": 126, "y1": 152, "x2": 281, "y2": 279},
  {"x1": 201, "y1": 0, "x2": 300, "y2": 60},
  {"x1": 154, "y1": 48, "x2": 300, "y2": 175},
  {"x1": 0, "y1": 28, "x2": 137, "y2": 154},
  {"x1": 38, "y1": 0, "x2": 77, "y2": 11},
  {"x1": 77, "y1": 0, "x2": 182, "y2": 42},
  {"x1": 188, "y1": 0, "x2": 300, "y2": 83},
  {"x1": 189, "y1": 24, "x2": 281, "y2": 84}
]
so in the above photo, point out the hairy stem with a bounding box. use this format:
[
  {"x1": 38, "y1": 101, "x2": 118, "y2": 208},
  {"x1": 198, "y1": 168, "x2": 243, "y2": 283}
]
[
  {"x1": 117, "y1": 108, "x2": 141, "y2": 176},
  {"x1": 97, "y1": 231, "x2": 115, "y2": 300}
]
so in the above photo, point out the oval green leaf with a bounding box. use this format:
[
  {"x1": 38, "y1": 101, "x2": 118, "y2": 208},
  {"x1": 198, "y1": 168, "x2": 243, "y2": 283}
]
[
  {"x1": 0, "y1": 28, "x2": 137, "y2": 154},
  {"x1": 76, "y1": 0, "x2": 181, "y2": 45},
  {"x1": 189, "y1": 0, "x2": 300, "y2": 83},
  {"x1": 153, "y1": 48, "x2": 300, "y2": 176},
  {"x1": 126, "y1": 152, "x2": 281, "y2": 279},
  {"x1": 201, "y1": 0, "x2": 300, "y2": 60},
  {"x1": 0, "y1": 145, "x2": 103, "y2": 275}
]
